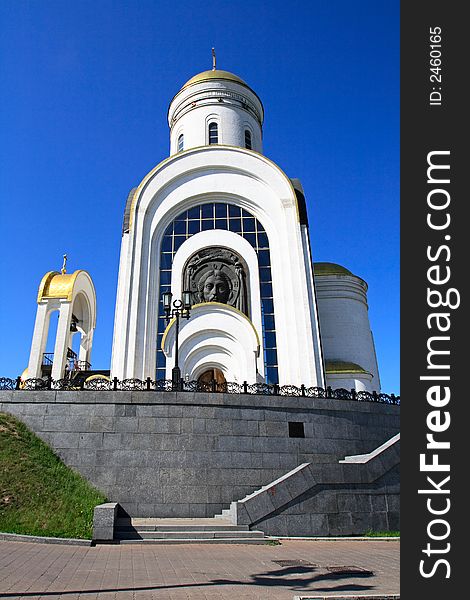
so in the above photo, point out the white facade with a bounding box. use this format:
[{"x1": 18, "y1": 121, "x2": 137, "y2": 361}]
[
  {"x1": 109, "y1": 68, "x2": 381, "y2": 390},
  {"x1": 314, "y1": 263, "x2": 381, "y2": 392}
]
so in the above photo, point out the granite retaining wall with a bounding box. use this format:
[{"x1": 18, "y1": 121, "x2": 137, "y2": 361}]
[{"x1": 0, "y1": 390, "x2": 400, "y2": 519}]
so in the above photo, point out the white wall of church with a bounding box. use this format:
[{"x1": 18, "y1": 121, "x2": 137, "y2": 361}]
[
  {"x1": 110, "y1": 146, "x2": 325, "y2": 387},
  {"x1": 315, "y1": 274, "x2": 381, "y2": 392},
  {"x1": 326, "y1": 372, "x2": 374, "y2": 393}
]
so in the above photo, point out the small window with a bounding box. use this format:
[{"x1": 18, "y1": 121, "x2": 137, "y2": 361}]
[
  {"x1": 245, "y1": 129, "x2": 252, "y2": 150},
  {"x1": 177, "y1": 134, "x2": 184, "y2": 152},
  {"x1": 288, "y1": 422, "x2": 305, "y2": 438},
  {"x1": 208, "y1": 122, "x2": 218, "y2": 144}
]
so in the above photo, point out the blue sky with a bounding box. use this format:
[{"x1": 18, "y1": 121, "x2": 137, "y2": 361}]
[{"x1": 0, "y1": 0, "x2": 399, "y2": 392}]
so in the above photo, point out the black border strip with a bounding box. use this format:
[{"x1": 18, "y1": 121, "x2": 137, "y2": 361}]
[{"x1": 401, "y1": 3, "x2": 465, "y2": 597}]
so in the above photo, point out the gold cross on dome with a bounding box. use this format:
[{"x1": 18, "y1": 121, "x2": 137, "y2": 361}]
[{"x1": 61, "y1": 254, "x2": 67, "y2": 275}]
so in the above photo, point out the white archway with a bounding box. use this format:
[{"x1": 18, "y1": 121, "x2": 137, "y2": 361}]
[
  {"x1": 162, "y1": 303, "x2": 260, "y2": 383},
  {"x1": 111, "y1": 146, "x2": 325, "y2": 386},
  {"x1": 28, "y1": 270, "x2": 96, "y2": 380}
]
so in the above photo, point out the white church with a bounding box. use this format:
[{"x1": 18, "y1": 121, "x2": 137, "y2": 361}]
[{"x1": 27, "y1": 63, "x2": 381, "y2": 393}]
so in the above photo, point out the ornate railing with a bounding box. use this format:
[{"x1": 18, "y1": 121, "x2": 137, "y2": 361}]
[
  {"x1": 41, "y1": 352, "x2": 91, "y2": 372},
  {"x1": 0, "y1": 376, "x2": 400, "y2": 405},
  {"x1": 42, "y1": 353, "x2": 54, "y2": 366}
]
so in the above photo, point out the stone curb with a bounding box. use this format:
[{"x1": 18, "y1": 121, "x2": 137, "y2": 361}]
[
  {"x1": 272, "y1": 536, "x2": 400, "y2": 541},
  {"x1": 293, "y1": 595, "x2": 400, "y2": 600},
  {"x1": 0, "y1": 531, "x2": 93, "y2": 546}
]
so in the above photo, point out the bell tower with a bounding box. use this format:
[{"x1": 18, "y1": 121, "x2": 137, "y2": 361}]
[
  {"x1": 28, "y1": 259, "x2": 97, "y2": 381},
  {"x1": 167, "y1": 58, "x2": 264, "y2": 155}
]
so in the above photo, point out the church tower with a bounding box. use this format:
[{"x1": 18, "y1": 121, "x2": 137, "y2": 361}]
[{"x1": 110, "y1": 63, "x2": 325, "y2": 387}]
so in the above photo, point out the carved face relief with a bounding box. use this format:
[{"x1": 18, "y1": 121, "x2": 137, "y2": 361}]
[
  {"x1": 201, "y1": 270, "x2": 231, "y2": 303},
  {"x1": 183, "y1": 247, "x2": 249, "y2": 316}
]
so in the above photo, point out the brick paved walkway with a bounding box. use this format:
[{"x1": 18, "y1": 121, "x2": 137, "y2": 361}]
[{"x1": 0, "y1": 539, "x2": 399, "y2": 599}]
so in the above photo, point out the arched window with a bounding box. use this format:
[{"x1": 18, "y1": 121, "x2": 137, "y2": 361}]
[
  {"x1": 244, "y1": 129, "x2": 252, "y2": 150},
  {"x1": 157, "y1": 203, "x2": 279, "y2": 384},
  {"x1": 177, "y1": 134, "x2": 184, "y2": 152},
  {"x1": 208, "y1": 122, "x2": 218, "y2": 145}
]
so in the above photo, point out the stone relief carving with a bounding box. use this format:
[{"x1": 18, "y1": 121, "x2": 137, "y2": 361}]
[{"x1": 183, "y1": 247, "x2": 248, "y2": 316}]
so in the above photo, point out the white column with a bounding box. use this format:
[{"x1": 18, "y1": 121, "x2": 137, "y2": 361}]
[
  {"x1": 51, "y1": 301, "x2": 73, "y2": 380},
  {"x1": 79, "y1": 328, "x2": 94, "y2": 366},
  {"x1": 27, "y1": 302, "x2": 52, "y2": 378}
]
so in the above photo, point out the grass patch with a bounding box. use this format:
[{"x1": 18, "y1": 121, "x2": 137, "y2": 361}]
[
  {"x1": 0, "y1": 412, "x2": 106, "y2": 539},
  {"x1": 365, "y1": 530, "x2": 400, "y2": 537}
]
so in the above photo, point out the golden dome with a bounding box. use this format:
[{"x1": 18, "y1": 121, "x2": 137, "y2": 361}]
[
  {"x1": 314, "y1": 262, "x2": 353, "y2": 276},
  {"x1": 182, "y1": 69, "x2": 249, "y2": 90},
  {"x1": 37, "y1": 270, "x2": 84, "y2": 302},
  {"x1": 325, "y1": 360, "x2": 370, "y2": 375}
]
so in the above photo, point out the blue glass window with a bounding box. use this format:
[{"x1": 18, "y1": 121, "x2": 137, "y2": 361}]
[
  {"x1": 161, "y1": 236, "x2": 172, "y2": 252},
  {"x1": 262, "y1": 299, "x2": 274, "y2": 314},
  {"x1": 173, "y1": 235, "x2": 186, "y2": 253},
  {"x1": 243, "y1": 233, "x2": 256, "y2": 247},
  {"x1": 266, "y1": 367, "x2": 279, "y2": 385},
  {"x1": 157, "y1": 202, "x2": 278, "y2": 384},
  {"x1": 160, "y1": 271, "x2": 172, "y2": 285},
  {"x1": 215, "y1": 218, "x2": 228, "y2": 230},
  {"x1": 228, "y1": 218, "x2": 242, "y2": 233},
  {"x1": 264, "y1": 349, "x2": 278, "y2": 365},
  {"x1": 215, "y1": 203, "x2": 227, "y2": 218},
  {"x1": 202, "y1": 204, "x2": 213, "y2": 219},
  {"x1": 257, "y1": 232, "x2": 269, "y2": 248},
  {"x1": 188, "y1": 220, "x2": 200, "y2": 235},
  {"x1": 173, "y1": 221, "x2": 186, "y2": 235},
  {"x1": 261, "y1": 282, "x2": 273, "y2": 297},
  {"x1": 259, "y1": 267, "x2": 271, "y2": 282},
  {"x1": 258, "y1": 250, "x2": 271, "y2": 267},
  {"x1": 229, "y1": 205, "x2": 241, "y2": 218},
  {"x1": 160, "y1": 253, "x2": 173, "y2": 269},
  {"x1": 188, "y1": 206, "x2": 200, "y2": 220},
  {"x1": 263, "y1": 314, "x2": 276, "y2": 330},
  {"x1": 242, "y1": 217, "x2": 256, "y2": 233},
  {"x1": 264, "y1": 331, "x2": 276, "y2": 349}
]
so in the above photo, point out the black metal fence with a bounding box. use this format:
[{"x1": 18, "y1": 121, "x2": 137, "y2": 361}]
[{"x1": 0, "y1": 376, "x2": 400, "y2": 405}]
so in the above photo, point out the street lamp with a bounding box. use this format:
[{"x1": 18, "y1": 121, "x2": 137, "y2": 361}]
[{"x1": 162, "y1": 290, "x2": 192, "y2": 389}]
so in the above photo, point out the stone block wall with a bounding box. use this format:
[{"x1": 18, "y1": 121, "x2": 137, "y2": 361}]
[
  {"x1": 0, "y1": 390, "x2": 399, "y2": 518},
  {"x1": 256, "y1": 466, "x2": 400, "y2": 536},
  {"x1": 230, "y1": 435, "x2": 400, "y2": 536}
]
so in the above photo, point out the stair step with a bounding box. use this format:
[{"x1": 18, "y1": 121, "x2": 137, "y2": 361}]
[
  {"x1": 214, "y1": 510, "x2": 231, "y2": 520},
  {"x1": 115, "y1": 530, "x2": 265, "y2": 540},
  {"x1": 116, "y1": 537, "x2": 270, "y2": 545},
  {"x1": 117, "y1": 524, "x2": 248, "y2": 532},
  {"x1": 111, "y1": 516, "x2": 264, "y2": 544},
  {"x1": 116, "y1": 517, "x2": 243, "y2": 531},
  {"x1": 117, "y1": 517, "x2": 234, "y2": 527}
]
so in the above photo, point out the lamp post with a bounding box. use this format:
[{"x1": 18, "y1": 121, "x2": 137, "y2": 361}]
[{"x1": 162, "y1": 290, "x2": 192, "y2": 390}]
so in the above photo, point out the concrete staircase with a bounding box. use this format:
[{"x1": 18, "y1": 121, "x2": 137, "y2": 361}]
[{"x1": 114, "y1": 516, "x2": 268, "y2": 544}]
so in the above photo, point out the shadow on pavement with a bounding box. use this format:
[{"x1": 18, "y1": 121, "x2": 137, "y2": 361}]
[{"x1": 0, "y1": 562, "x2": 375, "y2": 597}]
